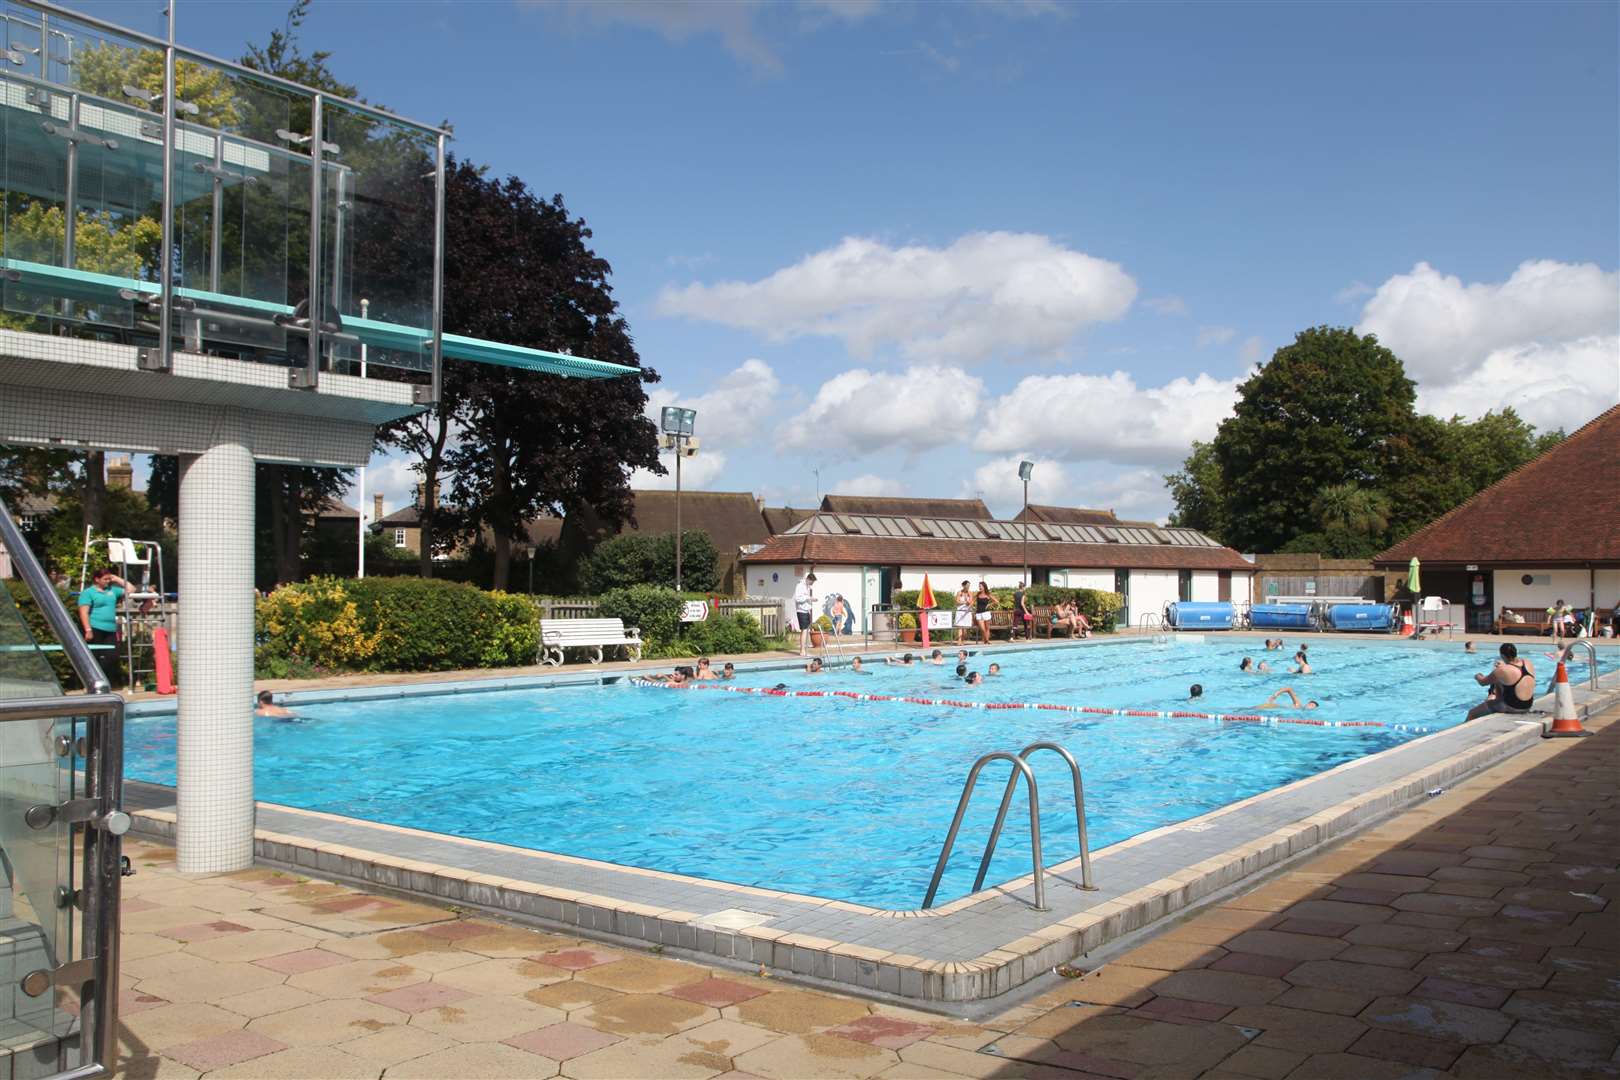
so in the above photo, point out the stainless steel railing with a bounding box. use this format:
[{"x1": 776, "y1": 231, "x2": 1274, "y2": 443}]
[
  {"x1": 973, "y1": 742, "x2": 1097, "y2": 895},
  {"x1": 922, "y1": 752, "x2": 1046, "y2": 911},
  {"x1": 1563, "y1": 640, "x2": 1601, "y2": 690},
  {"x1": 0, "y1": 496, "x2": 127, "y2": 1079}
]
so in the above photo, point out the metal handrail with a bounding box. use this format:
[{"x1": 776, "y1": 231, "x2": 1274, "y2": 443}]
[
  {"x1": 922, "y1": 752, "x2": 1046, "y2": 911},
  {"x1": 973, "y1": 742, "x2": 1096, "y2": 894},
  {"x1": 1136, "y1": 612, "x2": 1162, "y2": 632},
  {"x1": 0, "y1": 496, "x2": 126, "y2": 1077},
  {"x1": 1563, "y1": 640, "x2": 1601, "y2": 690}
]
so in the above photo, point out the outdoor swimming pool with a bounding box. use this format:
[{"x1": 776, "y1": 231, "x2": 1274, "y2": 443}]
[{"x1": 125, "y1": 638, "x2": 1614, "y2": 909}]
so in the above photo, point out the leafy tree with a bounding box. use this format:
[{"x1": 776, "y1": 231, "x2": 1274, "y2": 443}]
[
  {"x1": 436, "y1": 162, "x2": 660, "y2": 590},
  {"x1": 1164, "y1": 440, "x2": 1227, "y2": 541},
  {"x1": 73, "y1": 44, "x2": 243, "y2": 128},
  {"x1": 1311, "y1": 483, "x2": 1390, "y2": 540},
  {"x1": 581, "y1": 531, "x2": 719, "y2": 594},
  {"x1": 1212, "y1": 327, "x2": 1416, "y2": 552}
]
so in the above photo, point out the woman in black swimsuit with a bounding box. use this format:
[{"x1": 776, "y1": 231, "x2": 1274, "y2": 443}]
[{"x1": 1467, "y1": 643, "x2": 1536, "y2": 721}]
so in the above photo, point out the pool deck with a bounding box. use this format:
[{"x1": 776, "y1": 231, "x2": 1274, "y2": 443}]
[
  {"x1": 111, "y1": 699, "x2": 1620, "y2": 1078},
  {"x1": 122, "y1": 636, "x2": 1620, "y2": 1007}
]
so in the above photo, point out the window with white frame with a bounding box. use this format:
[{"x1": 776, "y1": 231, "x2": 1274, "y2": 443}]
[{"x1": 393, "y1": 528, "x2": 407, "y2": 547}]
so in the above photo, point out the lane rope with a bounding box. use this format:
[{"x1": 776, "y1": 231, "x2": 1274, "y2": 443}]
[{"x1": 627, "y1": 679, "x2": 1435, "y2": 733}]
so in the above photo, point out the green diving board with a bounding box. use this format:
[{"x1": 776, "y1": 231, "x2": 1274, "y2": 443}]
[{"x1": 1, "y1": 257, "x2": 638, "y2": 379}]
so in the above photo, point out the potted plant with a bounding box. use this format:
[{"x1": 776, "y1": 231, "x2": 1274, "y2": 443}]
[
  {"x1": 810, "y1": 614, "x2": 833, "y2": 648},
  {"x1": 897, "y1": 612, "x2": 918, "y2": 643}
]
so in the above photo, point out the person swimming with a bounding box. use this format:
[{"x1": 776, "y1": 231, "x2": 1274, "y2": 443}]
[
  {"x1": 886, "y1": 653, "x2": 916, "y2": 666},
  {"x1": 850, "y1": 656, "x2": 871, "y2": 674},
  {"x1": 963, "y1": 670, "x2": 983, "y2": 686},
  {"x1": 987, "y1": 662, "x2": 1002, "y2": 677},
  {"x1": 1291, "y1": 650, "x2": 1313, "y2": 675},
  {"x1": 721, "y1": 662, "x2": 736, "y2": 679},
  {"x1": 1263, "y1": 638, "x2": 1284, "y2": 651},
  {"x1": 254, "y1": 690, "x2": 300, "y2": 721},
  {"x1": 929, "y1": 649, "x2": 945, "y2": 665},
  {"x1": 1240, "y1": 657, "x2": 1270, "y2": 673},
  {"x1": 1189, "y1": 683, "x2": 1204, "y2": 700},
  {"x1": 954, "y1": 663, "x2": 968, "y2": 678},
  {"x1": 1256, "y1": 687, "x2": 1318, "y2": 710},
  {"x1": 805, "y1": 657, "x2": 824, "y2": 674},
  {"x1": 693, "y1": 657, "x2": 719, "y2": 681}
]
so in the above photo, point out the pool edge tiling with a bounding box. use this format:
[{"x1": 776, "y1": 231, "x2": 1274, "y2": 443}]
[{"x1": 124, "y1": 662, "x2": 1620, "y2": 1005}]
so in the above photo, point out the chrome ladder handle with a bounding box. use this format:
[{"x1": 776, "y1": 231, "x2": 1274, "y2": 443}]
[
  {"x1": 922, "y1": 752, "x2": 1045, "y2": 912},
  {"x1": 973, "y1": 742, "x2": 1096, "y2": 895},
  {"x1": 1565, "y1": 639, "x2": 1600, "y2": 690}
]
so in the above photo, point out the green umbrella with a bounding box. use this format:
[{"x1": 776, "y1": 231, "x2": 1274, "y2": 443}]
[{"x1": 1408, "y1": 556, "x2": 1421, "y2": 596}]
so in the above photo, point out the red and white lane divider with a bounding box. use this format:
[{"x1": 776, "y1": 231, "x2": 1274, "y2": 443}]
[{"x1": 627, "y1": 679, "x2": 1435, "y2": 733}]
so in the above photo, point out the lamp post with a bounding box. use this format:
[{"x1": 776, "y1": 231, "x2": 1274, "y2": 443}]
[
  {"x1": 1018, "y1": 460, "x2": 1035, "y2": 586},
  {"x1": 660, "y1": 407, "x2": 699, "y2": 591}
]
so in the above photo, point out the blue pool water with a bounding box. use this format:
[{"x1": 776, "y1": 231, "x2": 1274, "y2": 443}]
[{"x1": 125, "y1": 639, "x2": 1613, "y2": 908}]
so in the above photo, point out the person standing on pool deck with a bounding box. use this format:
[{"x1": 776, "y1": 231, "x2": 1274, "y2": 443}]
[
  {"x1": 974, "y1": 582, "x2": 994, "y2": 644},
  {"x1": 1467, "y1": 643, "x2": 1536, "y2": 720},
  {"x1": 954, "y1": 580, "x2": 972, "y2": 644},
  {"x1": 79, "y1": 566, "x2": 133, "y2": 688},
  {"x1": 1013, "y1": 582, "x2": 1032, "y2": 639},
  {"x1": 794, "y1": 573, "x2": 817, "y2": 656}
]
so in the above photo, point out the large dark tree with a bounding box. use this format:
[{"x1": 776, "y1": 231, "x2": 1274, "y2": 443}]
[
  {"x1": 436, "y1": 163, "x2": 661, "y2": 590},
  {"x1": 1167, "y1": 326, "x2": 1565, "y2": 553}
]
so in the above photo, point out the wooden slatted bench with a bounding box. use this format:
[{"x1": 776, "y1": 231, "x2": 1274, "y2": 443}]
[
  {"x1": 1494, "y1": 607, "x2": 1552, "y2": 635},
  {"x1": 539, "y1": 618, "x2": 642, "y2": 666}
]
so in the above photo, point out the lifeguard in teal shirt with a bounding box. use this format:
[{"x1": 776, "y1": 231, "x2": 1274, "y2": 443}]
[{"x1": 78, "y1": 568, "x2": 132, "y2": 687}]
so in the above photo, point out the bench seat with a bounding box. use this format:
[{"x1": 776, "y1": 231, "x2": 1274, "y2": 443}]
[{"x1": 539, "y1": 618, "x2": 642, "y2": 666}]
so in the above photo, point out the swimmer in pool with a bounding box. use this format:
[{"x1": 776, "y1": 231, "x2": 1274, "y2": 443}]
[
  {"x1": 693, "y1": 657, "x2": 719, "y2": 681},
  {"x1": 987, "y1": 663, "x2": 1002, "y2": 677},
  {"x1": 1257, "y1": 687, "x2": 1319, "y2": 710},
  {"x1": 1265, "y1": 638, "x2": 1284, "y2": 651},
  {"x1": 963, "y1": 671, "x2": 984, "y2": 686},
  {"x1": 954, "y1": 663, "x2": 968, "y2": 678},
  {"x1": 929, "y1": 649, "x2": 945, "y2": 665},
  {"x1": 1464, "y1": 642, "x2": 1476, "y2": 654},
  {"x1": 957, "y1": 649, "x2": 970, "y2": 666},
  {"x1": 1239, "y1": 657, "x2": 1271, "y2": 673},
  {"x1": 850, "y1": 656, "x2": 870, "y2": 674},
  {"x1": 721, "y1": 662, "x2": 736, "y2": 680},
  {"x1": 1291, "y1": 650, "x2": 1313, "y2": 675},
  {"x1": 805, "y1": 657, "x2": 824, "y2": 674},
  {"x1": 886, "y1": 653, "x2": 916, "y2": 666},
  {"x1": 1188, "y1": 683, "x2": 1204, "y2": 700},
  {"x1": 254, "y1": 691, "x2": 298, "y2": 720}
]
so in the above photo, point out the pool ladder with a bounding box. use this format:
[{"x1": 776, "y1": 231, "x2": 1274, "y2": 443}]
[
  {"x1": 921, "y1": 743, "x2": 1098, "y2": 912},
  {"x1": 1563, "y1": 639, "x2": 1601, "y2": 690}
]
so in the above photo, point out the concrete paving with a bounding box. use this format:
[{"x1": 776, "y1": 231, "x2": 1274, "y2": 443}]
[{"x1": 109, "y1": 702, "x2": 1618, "y2": 1078}]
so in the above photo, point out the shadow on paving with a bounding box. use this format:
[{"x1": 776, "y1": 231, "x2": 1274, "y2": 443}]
[{"x1": 964, "y1": 715, "x2": 1619, "y2": 1080}]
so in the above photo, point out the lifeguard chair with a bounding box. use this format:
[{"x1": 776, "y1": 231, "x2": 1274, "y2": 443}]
[{"x1": 80, "y1": 532, "x2": 170, "y2": 691}]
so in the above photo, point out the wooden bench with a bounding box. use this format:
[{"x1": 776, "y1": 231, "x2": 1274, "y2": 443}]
[
  {"x1": 1494, "y1": 607, "x2": 1551, "y2": 635},
  {"x1": 539, "y1": 618, "x2": 642, "y2": 666}
]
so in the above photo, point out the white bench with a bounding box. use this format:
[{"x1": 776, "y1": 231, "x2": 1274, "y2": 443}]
[{"x1": 539, "y1": 618, "x2": 642, "y2": 666}]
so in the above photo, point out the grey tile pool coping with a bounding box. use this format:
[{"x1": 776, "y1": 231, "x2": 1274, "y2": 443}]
[{"x1": 124, "y1": 637, "x2": 1620, "y2": 1005}]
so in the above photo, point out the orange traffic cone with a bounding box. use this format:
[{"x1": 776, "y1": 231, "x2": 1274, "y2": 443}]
[
  {"x1": 1543, "y1": 661, "x2": 1591, "y2": 739},
  {"x1": 1400, "y1": 608, "x2": 1416, "y2": 637}
]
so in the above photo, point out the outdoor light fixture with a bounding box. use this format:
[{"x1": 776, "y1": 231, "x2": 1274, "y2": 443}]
[
  {"x1": 660, "y1": 408, "x2": 699, "y2": 591},
  {"x1": 1018, "y1": 460, "x2": 1035, "y2": 599}
]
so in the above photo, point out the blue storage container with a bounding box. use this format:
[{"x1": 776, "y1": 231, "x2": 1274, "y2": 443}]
[
  {"x1": 1326, "y1": 603, "x2": 1395, "y2": 631},
  {"x1": 1165, "y1": 601, "x2": 1235, "y2": 630},
  {"x1": 1250, "y1": 603, "x2": 1314, "y2": 630}
]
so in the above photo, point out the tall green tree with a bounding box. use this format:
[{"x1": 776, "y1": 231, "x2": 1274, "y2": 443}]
[
  {"x1": 438, "y1": 163, "x2": 661, "y2": 590},
  {"x1": 1212, "y1": 327, "x2": 1416, "y2": 552}
]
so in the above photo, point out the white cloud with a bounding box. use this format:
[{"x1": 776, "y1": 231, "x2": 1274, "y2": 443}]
[
  {"x1": 1239, "y1": 336, "x2": 1266, "y2": 365},
  {"x1": 1196, "y1": 325, "x2": 1236, "y2": 347},
  {"x1": 657, "y1": 232, "x2": 1137, "y2": 364},
  {"x1": 362, "y1": 453, "x2": 428, "y2": 522},
  {"x1": 1334, "y1": 281, "x2": 1374, "y2": 304},
  {"x1": 786, "y1": 365, "x2": 984, "y2": 456},
  {"x1": 1069, "y1": 468, "x2": 1171, "y2": 524},
  {"x1": 1143, "y1": 295, "x2": 1188, "y2": 316},
  {"x1": 976, "y1": 370, "x2": 1241, "y2": 466},
  {"x1": 1415, "y1": 336, "x2": 1620, "y2": 434},
  {"x1": 836, "y1": 473, "x2": 904, "y2": 497},
  {"x1": 965, "y1": 455, "x2": 1070, "y2": 512},
  {"x1": 629, "y1": 449, "x2": 730, "y2": 491},
  {"x1": 644, "y1": 359, "x2": 780, "y2": 446},
  {"x1": 1358, "y1": 259, "x2": 1619, "y2": 427}
]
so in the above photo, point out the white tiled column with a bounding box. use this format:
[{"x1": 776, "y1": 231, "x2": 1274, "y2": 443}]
[{"x1": 176, "y1": 433, "x2": 256, "y2": 873}]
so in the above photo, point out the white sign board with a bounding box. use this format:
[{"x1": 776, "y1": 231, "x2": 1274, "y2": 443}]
[
  {"x1": 680, "y1": 601, "x2": 709, "y2": 623},
  {"x1": 926, "y1": 610, "x2": 953, "y2": 630}
]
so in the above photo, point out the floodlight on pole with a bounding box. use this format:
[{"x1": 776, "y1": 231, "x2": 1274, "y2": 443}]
[
  {"x1": 661, "y1": 408, "x2": 699, "y2": 590},
  {"x1": 1018, "y1": 460, "x2": 1035, "y2": 590}
]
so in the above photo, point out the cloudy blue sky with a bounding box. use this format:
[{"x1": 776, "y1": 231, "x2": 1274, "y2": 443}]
[{"x1": 103, "y1": 0, "x2": 1619, "y2": 521}]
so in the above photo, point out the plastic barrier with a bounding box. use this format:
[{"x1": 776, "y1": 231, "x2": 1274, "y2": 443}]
[
  {"x1": 1250, "y1": 603, "x2": 1315, "y2": 630},
  {"x1": 628, "y1": 678, "x2": 1434, "y2": 732},
  {"x1": 1165, "y1": 601, "x2": 1235, "y2": 630},
  {"x1": 1326, "y1": 603, "x2": 1395, "y2": 632}
]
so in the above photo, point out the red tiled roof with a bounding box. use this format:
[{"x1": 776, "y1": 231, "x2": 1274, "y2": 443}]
[
  {"x1": 820, "y1": 495, "x2": 993, "y2": 520},
  {"x1": 742, "y1": 532, "x2": 1252, "y2": 571},
  {"x1": 1374, "y1": 404, "x2": 1620, "y2": 567},
  {"x1": 1014, "y1": 504, "x2": 1121, "y2": 526}
]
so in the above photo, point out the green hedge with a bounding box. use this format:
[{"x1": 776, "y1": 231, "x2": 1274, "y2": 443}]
[
  {"x1": 594, "y1": 584, "x2": 768, "y2": 657},
  {"x1": 890, "y1": 584, "x2": 1122, "y2": 632},
  {"x1": 256, "y1": 576, "x2": 541, "y2": 676}
]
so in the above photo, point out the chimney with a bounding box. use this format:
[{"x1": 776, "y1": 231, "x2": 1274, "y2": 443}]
[
  {"x1": 107, "y1": 454, "x2": 133, "y2": 491},
  {"x1": 756, "y1": 495, "x2": 765, "y2": 513},
  {"x1": 373, "y1": 493, "x2": 384, "y2": 522}
]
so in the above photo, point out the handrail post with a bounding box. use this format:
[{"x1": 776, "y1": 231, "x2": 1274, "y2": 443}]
[
  {"x1": 1567, "y1": 640, "x2": 1600, "y2": 690},
  {"x1": 922, "y1": 752, "x2": 1044, "y2": 911},
  {"x1": 974, "y1": 742, "x2": 1096, "y2": 894}
]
